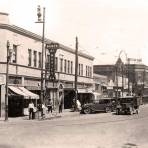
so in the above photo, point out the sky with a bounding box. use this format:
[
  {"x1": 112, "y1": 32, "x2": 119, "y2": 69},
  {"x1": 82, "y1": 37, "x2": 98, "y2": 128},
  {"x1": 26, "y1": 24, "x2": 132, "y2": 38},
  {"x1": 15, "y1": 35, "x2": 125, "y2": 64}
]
[{"x1": 0, "y1": 0, "x2": 148, "y2": 65}]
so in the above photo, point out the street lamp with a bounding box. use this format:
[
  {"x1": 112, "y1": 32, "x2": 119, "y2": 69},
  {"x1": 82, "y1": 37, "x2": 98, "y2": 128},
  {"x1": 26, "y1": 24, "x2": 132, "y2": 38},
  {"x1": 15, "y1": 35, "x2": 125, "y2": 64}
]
[
  {"x1": 115, "y1": 50, "x2": 128, "y2": 98},
  {"x1": 74, "y1": 36, "x2": 78, "y2": 111},
  {"x1": 5, "y1": 40, "x2": 13, "y2": 121},
  {"x1": 36, "y1": 5, "x2": 46, "y2": 104}
]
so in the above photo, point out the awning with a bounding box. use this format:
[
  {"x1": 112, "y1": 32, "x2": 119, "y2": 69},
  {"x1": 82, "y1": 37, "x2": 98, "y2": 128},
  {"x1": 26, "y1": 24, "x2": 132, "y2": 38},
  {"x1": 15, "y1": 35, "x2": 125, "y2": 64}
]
[
  {"x1": 8, "y1": 86, "x2": 39, "y2": 99},
  {"x1": 18, "y1": 87, "x2": 39, "y2": 99}
]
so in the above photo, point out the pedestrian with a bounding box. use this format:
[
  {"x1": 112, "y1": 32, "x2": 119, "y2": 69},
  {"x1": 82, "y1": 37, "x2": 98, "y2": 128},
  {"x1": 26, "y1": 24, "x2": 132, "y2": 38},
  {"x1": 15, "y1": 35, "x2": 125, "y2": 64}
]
[
  {"x1": 59, "y1": 100, "x2": 63, "y2": 113},
  {"x1": 47, "y1": 99, "x2": 53, "y2": 113},
  {"x1": 59, "y1": 93, "x2": 63, "y2": 113},
  {"x1": 76, "y1": 99, "x2": 81, "y2": 111},
  {"x1": 28, "y1": 100, "x2": 35, "y2": 120},
  {"x1": 41, "y1": 103, "x2": 47, "y2": 119}
]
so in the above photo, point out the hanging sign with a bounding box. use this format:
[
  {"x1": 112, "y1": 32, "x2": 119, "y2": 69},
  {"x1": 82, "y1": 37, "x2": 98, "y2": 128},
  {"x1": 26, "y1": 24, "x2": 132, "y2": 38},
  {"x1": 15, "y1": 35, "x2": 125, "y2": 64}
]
[{"x1": 45, "y1": 42, "x2": 59, "y2": 81}]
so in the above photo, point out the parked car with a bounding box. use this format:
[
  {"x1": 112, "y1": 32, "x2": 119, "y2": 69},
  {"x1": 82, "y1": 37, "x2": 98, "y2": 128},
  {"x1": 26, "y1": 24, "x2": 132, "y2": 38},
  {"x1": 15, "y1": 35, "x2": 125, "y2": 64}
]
[
  {"x1": 81, "y1": 97, "x2": 115, "y2": 114},
  {"x1": 116, "y1": 96, "x2": 141, "y2": 115}
]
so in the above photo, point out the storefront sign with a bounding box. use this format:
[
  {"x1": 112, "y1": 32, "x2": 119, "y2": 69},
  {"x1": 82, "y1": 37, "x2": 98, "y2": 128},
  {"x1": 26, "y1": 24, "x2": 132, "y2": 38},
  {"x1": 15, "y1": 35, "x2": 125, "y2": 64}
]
[{"x1": 46, "y1": 42, "x2": 59, "y2": 81}]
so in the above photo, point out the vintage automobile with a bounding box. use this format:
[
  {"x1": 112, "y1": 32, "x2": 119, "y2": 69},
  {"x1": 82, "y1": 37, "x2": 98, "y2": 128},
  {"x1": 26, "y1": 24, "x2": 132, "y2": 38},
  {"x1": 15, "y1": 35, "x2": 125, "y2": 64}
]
[
  {"x1": 81, "y1": 97, "x2": 115, "y2": 114},
  {"x1": 116, "y1": 96, "x2": 141, "y2": 115}
]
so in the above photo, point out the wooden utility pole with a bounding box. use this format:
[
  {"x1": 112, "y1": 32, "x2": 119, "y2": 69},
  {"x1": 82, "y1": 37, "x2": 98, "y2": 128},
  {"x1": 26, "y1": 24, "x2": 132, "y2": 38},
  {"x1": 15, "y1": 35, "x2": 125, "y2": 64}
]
[{"x1": 74, "y1": 36, "x2": 78, "y2": 111}]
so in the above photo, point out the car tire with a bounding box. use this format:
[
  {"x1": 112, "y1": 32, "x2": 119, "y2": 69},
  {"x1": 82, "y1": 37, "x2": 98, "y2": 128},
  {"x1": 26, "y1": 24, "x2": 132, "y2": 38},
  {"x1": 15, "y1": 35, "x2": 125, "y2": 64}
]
[
  {"x1": 83, "y1": 108, "x2": 91, "y2": 114},
  {"x1": 105, "y1": 107, "x2": 111, "y2": 113}
]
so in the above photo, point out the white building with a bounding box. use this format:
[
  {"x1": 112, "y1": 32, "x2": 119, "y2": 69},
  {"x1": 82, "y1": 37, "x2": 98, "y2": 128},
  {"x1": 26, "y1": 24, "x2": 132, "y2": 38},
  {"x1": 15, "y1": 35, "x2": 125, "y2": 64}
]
[{"x1": 0, "y1": 12, "x2": 94, "y2": 117}]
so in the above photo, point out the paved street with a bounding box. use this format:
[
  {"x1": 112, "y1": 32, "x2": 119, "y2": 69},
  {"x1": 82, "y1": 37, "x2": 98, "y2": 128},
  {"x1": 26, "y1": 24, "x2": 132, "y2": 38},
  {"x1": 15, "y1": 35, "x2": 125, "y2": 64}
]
[{"x1": 0, "y1": 105, "x2": 148, "y2": 148}]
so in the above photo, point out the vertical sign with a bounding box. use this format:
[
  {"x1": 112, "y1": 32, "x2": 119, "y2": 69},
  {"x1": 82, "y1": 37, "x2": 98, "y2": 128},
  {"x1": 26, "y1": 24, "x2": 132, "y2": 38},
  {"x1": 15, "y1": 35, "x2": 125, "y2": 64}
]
[{"x1": 45, "y1": 42, "x2": 59, "y2": 81}]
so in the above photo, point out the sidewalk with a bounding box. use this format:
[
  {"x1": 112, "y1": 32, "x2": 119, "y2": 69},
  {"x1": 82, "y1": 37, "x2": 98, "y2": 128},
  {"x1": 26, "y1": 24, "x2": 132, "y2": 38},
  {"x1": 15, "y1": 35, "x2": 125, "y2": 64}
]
[{"x1": 0, "y1": 109, "x2": 80, "y2": 123}]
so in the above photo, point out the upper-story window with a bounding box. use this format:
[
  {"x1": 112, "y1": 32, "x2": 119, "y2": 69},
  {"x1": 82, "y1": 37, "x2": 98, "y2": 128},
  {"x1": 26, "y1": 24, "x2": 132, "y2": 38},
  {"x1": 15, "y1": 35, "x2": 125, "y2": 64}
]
[
  {"x1": 46, "y1": 54, "x2": 50, "y2": 70},
  {"x1": 33, "y1": 51, "x2": 37, "y2": 67},
  {"x1": 60, "y1": 58, "x2": 63, "y2": 72},
  {"x1": 71, "y1": 61, "x2": 73, "y2": 74},
  {"x1": 55, "y1": 57, "x2": 58, "y2": 71},
  {"x1": 78, "y1": 64, "x2": 81, "y2": 76},
  {"x1": 38, "y1": 52, "x2": 41, "y2": 68},
  {"x1": 86, "y1": 66, "x2": 88, "y2": 77},
  {"x1": 90, "y1": 67, "x2": 92, "y2": 78},
  {"x1": 68, "y1": 60, "x2": 70, "y2": 74},
  {"x1": 28, "y1": 49, "x2": 32, "y2": 66},
  {"x1": 81, "y1": 64, "x2": 83, "y2": 76},
  {"x1": 64, "y1": 59, "x2": 67, "y2": 73},
  {"x1": 12, "y1": 45, "x2": 17, "y2": 63}
]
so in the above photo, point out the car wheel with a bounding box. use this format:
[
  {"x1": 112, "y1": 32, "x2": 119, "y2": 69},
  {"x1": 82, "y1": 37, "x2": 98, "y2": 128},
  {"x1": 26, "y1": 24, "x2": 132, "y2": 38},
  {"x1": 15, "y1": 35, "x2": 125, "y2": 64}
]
[
  {"x1": 83, "y1": 108, "x2": 91, "y2": 114},
  {"x1": 105, "y1": 107, "x2": 111, "y2": 113}
]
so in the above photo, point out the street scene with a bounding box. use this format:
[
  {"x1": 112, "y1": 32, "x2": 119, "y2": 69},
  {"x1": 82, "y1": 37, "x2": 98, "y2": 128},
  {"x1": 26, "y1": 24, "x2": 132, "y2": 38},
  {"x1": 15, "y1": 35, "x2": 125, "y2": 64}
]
[
  {"x1": 0, "y1": 104, "x2": 148, "y2": 148},
  {"x1": 0, "y1": 0, "x2": 148, "y2": 148}
]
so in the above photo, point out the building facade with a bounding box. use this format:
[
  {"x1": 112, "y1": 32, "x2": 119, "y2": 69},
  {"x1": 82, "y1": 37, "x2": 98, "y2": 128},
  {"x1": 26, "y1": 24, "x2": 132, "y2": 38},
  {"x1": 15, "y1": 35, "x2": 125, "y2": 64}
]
[
  {"x1": 0, "y1": 12, "x2": 94, "y2": 116},
  {"x1": 94, "y1": 61, "x2": 148, "y2": 101}
]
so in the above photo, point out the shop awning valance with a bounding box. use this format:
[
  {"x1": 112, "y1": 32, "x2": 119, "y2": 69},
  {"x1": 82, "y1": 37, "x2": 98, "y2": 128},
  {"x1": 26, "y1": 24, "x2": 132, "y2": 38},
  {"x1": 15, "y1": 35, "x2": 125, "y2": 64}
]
[
  {"x1": 18, "y1": 87, "x2": 39, "y2": 99},
  {"x1": 8, "y1": 86, "x2": 39, "y2": 99}
]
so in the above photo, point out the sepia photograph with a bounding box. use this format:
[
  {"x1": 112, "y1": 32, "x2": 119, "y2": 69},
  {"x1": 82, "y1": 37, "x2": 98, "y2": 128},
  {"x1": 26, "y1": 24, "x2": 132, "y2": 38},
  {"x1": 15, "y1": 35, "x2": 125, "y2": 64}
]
[{"x1": 0, "y1": 0, "x2": 148, "y2": 148}]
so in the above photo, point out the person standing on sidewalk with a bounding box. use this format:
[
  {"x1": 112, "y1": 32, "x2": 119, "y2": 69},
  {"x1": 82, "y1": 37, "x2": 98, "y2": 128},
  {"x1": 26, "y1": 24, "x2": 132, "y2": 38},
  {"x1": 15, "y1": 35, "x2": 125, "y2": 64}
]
[
  {"x1": 59, "y1": 92, "x2": 63, "y2": 113},
  {"x1": 47, "y1": 99, "x2": 53, "y2": 113},
  {"x1": 28, "y1": 100, "x2": 35, "y2": 120}
]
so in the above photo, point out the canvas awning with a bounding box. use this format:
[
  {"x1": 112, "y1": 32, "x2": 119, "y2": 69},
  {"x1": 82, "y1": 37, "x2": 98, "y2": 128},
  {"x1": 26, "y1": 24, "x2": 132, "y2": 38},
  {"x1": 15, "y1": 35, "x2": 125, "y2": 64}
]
[
  {"x1": 8, "y1": 86, "x2": 39, "y2": 99},
  {"x1": 18, "y1": 87, "x2": 39, "y2": 99}
]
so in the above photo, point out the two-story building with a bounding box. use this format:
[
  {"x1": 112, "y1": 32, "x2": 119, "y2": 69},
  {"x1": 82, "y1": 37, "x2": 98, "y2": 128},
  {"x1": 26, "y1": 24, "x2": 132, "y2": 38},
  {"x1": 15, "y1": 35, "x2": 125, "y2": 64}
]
[{"x1": 0, "y1": 12, "x2": 94, "y2": 117}]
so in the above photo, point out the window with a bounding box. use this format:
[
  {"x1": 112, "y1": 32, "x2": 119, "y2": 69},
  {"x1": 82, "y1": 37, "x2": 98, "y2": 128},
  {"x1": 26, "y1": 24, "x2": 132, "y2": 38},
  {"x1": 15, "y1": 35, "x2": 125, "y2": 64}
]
[
  {"x1": 38, "y1": 52, "x2": 41, "y2": 68},
  {"x1": 88, "y1": 66, "x2": 90, "y2": 77},
  {"x1": 81, "y1": 64, "x2": 83, "y2": 76},
  {"x1": 90, "y1": 67, "x2": 92, "y2": 78},
  {"x1": 71, "y1": 61, "x2": 73, "y2": 74},
  {"x1": 64, "y1": 59, "x2": 67, "y2": 73},
  {"x1": 78, "y1": 64, "x2": 81, "y2": 75},
  {"x1": 86, "y1": 66, "x2": 88, "y2": 77},
  {"x1": 46, "y1": 54, "x2": 50, "y2": 70},
  {"x1": 12, "y1": 45, "x2": 17, "y2": 63},
  {"x1": 55, "y1": 57, "x2": 58, "y2": 71},
  {"x1": 60, "y1": 58, "x2": 63, "y2": 72},
  {"x1": 28, "y1": 49, "x2": 32, "y2": 66},
  {"x1": 33, "y1": 51, "x2": 37, "y2": 67},
  {"x1": 68, "y1": 60, "x2": 70, "y2": 74}
]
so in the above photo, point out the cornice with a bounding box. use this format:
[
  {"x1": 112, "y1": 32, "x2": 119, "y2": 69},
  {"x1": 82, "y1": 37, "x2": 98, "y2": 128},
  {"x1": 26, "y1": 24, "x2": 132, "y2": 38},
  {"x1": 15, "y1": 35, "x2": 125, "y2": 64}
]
[{"x1": 0, "y1": 23, "x2": 94, "y2": 60}]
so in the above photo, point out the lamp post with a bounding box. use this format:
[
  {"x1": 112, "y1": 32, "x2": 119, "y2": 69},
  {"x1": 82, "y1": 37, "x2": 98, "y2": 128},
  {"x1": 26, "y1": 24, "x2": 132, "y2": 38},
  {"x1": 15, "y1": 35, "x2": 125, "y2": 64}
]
[
  {"x1": 116, "y1": 50, "x2": 128, "y2": 97},
  {"x1": 36, "y1": 5, "x2": 46, "y2": 104},
  {"x1": 5, "y1": 40, "x2": 13, "y2": 121},
  {"x1": 74, "y1": 36, "x2": 78, "y2": 111}
]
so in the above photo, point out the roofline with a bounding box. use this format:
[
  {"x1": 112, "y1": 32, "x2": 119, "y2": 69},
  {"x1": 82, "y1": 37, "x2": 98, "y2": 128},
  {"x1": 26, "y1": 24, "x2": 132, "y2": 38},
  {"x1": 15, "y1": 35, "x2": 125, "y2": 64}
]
[
  {"x1": 0, "y1": 12, "x2": 9, "y2": 16},
  {"x1": 0, "y1": 23, "x2": 94, "y2": 60}
]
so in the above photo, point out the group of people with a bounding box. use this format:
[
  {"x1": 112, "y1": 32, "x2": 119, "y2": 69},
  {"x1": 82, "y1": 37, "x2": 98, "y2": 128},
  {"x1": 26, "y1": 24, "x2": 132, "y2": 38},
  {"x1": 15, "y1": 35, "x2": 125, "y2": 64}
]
[{"x1": 28, "y1": 98, "x2": 63, "y2": 120}]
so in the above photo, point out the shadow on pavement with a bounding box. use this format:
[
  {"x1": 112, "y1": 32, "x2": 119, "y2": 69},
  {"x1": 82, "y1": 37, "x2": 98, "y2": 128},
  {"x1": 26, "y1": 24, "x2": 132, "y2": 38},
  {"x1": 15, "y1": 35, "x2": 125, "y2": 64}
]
[
  {"x1": 122, "y1": 143, "x2": 138, "y2": 148},
  {"x1": 0, "y1": 144, "x2": 24, "y2": 148}
]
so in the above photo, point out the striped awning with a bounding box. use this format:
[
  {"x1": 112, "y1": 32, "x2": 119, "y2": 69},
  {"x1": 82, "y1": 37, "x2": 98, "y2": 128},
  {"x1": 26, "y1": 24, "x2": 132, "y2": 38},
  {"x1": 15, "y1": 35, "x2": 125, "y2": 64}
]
[{"x1": 8, "y1": 86, "x2": 39, "y2": 99}]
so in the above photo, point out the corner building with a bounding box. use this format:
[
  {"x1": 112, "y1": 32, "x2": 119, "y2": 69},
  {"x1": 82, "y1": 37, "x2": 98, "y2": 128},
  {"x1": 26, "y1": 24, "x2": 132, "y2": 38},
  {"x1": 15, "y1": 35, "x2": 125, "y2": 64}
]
[{"x1": 0, "y1": 12, "x2": 94, "y2": 117}]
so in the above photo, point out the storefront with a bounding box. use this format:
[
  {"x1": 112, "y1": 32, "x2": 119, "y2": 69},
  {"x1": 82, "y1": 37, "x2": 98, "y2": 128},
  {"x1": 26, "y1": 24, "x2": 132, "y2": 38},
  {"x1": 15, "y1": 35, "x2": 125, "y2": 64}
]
[{"x1": 8, "y1": 86, "x2": 39, "y2": 117}]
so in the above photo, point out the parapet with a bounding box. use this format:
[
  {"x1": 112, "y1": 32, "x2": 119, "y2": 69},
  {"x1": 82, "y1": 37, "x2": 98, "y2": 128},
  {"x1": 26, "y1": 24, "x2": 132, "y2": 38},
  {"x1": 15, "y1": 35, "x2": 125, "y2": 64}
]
[{"x1": 0, "y1": 12, "x2": 9, "y2": 24}]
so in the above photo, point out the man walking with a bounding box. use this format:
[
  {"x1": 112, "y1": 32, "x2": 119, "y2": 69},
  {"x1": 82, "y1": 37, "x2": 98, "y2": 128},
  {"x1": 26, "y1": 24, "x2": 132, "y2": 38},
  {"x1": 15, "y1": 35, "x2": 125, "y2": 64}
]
[{"x1": 28, "y1": 100, "x2": 35, "y2": 120}]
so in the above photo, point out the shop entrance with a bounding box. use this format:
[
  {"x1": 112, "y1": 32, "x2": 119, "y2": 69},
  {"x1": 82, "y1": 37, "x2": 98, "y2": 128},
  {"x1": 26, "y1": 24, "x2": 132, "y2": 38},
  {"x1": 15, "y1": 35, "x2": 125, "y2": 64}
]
[{"x1": 64, "y1": 89, "x2": 75, "y2": 109}]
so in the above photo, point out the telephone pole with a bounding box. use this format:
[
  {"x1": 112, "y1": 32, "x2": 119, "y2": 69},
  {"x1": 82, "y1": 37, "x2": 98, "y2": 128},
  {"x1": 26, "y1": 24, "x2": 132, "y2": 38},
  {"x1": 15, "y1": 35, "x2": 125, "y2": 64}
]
[
  {"x1": 36, "y1": 5, "x2": 46, "y2": 104},
  {"x1": 74, "y1": 36, "x2": 78, "y2": 111}
]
